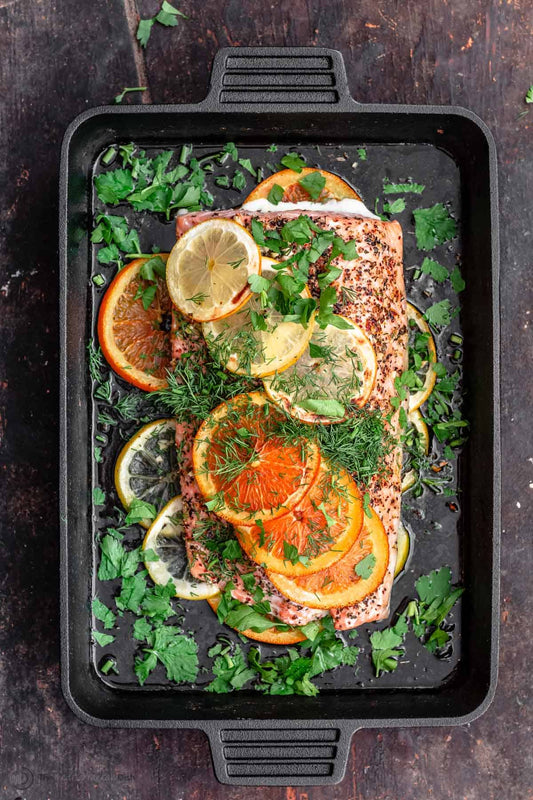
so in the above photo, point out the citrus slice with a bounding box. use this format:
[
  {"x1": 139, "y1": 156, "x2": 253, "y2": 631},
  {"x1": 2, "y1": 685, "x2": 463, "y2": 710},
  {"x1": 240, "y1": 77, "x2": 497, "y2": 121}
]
[
  {"x1": 166, "y1": 219, "x2": 261, "y2": 322},
  {"x1": 206, "y1": 595, "x2": 306, "y2": 644},
  {"x1": 143, "y1": 497, "x2": 219, "y2": 600},
  {"x1": 401, "y1": 409, "x2": 430, "y2": 493},
  {"x1": 202, "y1": 258, "x2": 314, "y2": 378},
  {"x1": 192, "y1": 392, "x2": 321, "y2": 525},
  {"x1": 115, "y1": 419, "x2": 181, "y2": 528},
  {"x1": 245, "y1": 168, "x2": 360, "y2": 204},
  {"x1": 263, "y1": 318, "x2": 377, "y2": 423},
  {"x1": 407, "y1": 302, "x2": 438, "y2": 411},
  {"x1": 394, "y1": 521, "x2": 411, "y2": 578},
  {"x1": 236, "y1": 458, "x2": 363, "y2": 577},
  {"x1": 97, "y1": 255, "x2": 172, "y2": 391},
  {"x1": 267, "y1": 506, "x2": 389, "y2": 609}
]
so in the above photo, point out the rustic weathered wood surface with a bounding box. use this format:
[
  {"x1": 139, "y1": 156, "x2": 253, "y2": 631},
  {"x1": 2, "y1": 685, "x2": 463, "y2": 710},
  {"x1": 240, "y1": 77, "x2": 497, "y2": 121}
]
[{"x1": 0, "y1": 0, "x2": 532, "y2": 797}]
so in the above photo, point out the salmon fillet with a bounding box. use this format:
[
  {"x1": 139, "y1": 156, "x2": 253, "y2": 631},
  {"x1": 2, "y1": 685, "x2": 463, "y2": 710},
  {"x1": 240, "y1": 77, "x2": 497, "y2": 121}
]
[{"x1": 175, "y1": 208, "x2": 407, "y2": 630}]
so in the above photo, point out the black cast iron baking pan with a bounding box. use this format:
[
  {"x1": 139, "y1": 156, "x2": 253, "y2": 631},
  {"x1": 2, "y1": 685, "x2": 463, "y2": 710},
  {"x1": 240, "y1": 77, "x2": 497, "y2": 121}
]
[{"x1": 59, "y1": 47, "x2": 500, "y2": 786}]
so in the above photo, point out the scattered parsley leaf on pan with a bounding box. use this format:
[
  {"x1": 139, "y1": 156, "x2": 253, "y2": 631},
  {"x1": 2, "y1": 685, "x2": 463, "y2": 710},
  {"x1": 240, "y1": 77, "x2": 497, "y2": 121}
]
[
  {"x1": 383, "y1": 180, "x2": 425, "y2": 194},
  {"x1": 232, "y1": 169, "x2": 246, "y2": 191},
  {"x1": 93, "y1": 487, "x2": 105, "y2": 506},
  {"x1": 412, "y1": 567, "x2": 464, "y2": 652},
  {"x1": 383, "y1": 198, "x2": 406, "y2": 215},
  {"x1": 115, "y1": 573, "x2": 148, "y2": 614},
  {"x1": 357, "y1": 148, "x2": 367, "y2": 160},
  {"x1": 238, "y1": 158, "x2": 256, "y2": 176},
  {"x1": 133, "y1": 617, "x2": 153, "y2": 642},
  {"x1": 370, "y1": 613, "x2": 408, "y2": 677},
  {"x1": 450, "y1": 265, "x2": 465, "y2": 293},
  {"x1": 114, "y1": 86, "x2": 147, "y2": 104},
  {"x1": 420, "y1": 257, "x2": 449, "y2": 283},
  {"x1": 94, "y1": 169, "x2": 134, "y2": 205},
  {"x1": 525, "y1": 86, "x2": 533, "y2": 104},
  {"x1": 92, "y1": 630, "x2": 115, "y2": 647},
  {"x1": 124, "y1": 498, "x2": 158, "y2": 525},
  {"x1": 424, "y1": 299, "x2": 452, "y2": 328},
  {"x1": 134, "y1": 626, "x2": 198, "y2": 685},
  {"x1": 280, "y1": 152, "x2": 306, "y2": 172},
  {"x1": 92, "y1": 598, "x2": 116, "y2": 630},
  {"x1": 205, "y1": 641, "x2": 256, "y2": 693},
  {"x1": 414, "y1": 203, "x2": 457, "y2": 250}
]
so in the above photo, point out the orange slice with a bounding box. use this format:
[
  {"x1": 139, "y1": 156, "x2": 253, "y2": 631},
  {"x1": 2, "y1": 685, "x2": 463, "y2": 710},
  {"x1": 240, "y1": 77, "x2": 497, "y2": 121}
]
[
  {"x1": 267, "y1": 506, "x2": 389, "y2": 609},
  {"x1": 166, "y1": 218, "x2": 261, "y2": 322},
  {"x1": 236, "y1": 458, "x2": 363, "y2": 577},
  {"x1": 206, "y1": 595, "x2": 306, "y2": 645},
  {"x1": 192, "y1": 392, "x2": 321, "y2": 525},
  {"x1": 97, "y1": 256, "x2": 172, "y2": 391},
  {"x1": 245, "y1": 168, "x2": 360, "y2": 204}
]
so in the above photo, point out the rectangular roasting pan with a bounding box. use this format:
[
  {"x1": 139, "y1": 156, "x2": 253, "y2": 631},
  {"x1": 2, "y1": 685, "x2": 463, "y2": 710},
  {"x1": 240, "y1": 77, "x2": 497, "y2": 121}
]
[{"x1": 59, "y1": 47, "x2": 500, "y2": 786}]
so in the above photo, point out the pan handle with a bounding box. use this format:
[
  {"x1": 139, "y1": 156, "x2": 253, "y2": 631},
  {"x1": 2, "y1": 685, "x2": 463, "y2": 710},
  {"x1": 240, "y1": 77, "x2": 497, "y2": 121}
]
[
  {"x1": 205, "y1": 722, "x2": 354, "y2": 786},
  {"x1": 201, "y1": 46, "x2": 358, "y2": 109}
]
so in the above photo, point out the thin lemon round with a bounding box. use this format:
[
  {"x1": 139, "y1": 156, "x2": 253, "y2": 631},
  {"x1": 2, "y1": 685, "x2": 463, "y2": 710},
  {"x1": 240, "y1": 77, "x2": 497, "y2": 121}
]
[
  {"x1": 263, "y1": 318, "x2": 377, "y2": 423},
  {"x1": 114, "y1": 419, "x2": 180, "y2": 528},
  {"x1": 202, "y1": 258, "x2": 314, "y2": 378},
  {"x1": 401, "y1": 409, "x2": 430, "y2": 493},
  {"x1": 267, "y1": 506, "x2": 389, "y2": 609},
  {"x1": 206, "y1": 595, "x2": 306, "y2": 644},
  {"x1": 394, "y1": 521, "x2": 411, "y2": 578},
  {"x1": 166, "y1": 218, "x2": 261, "y2": 322},
  {"x1": 143, "y1": 497, "x2": 219, "y2": 600},
  {"x1": 407, "y1": 302, "x2": 438, "y2": 412}
]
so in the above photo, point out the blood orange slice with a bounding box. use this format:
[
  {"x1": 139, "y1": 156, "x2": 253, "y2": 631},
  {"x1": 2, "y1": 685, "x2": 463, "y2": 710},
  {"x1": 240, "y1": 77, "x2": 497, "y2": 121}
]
[
  {"x1": 98, "y1": 255, "x2": 172, "y2": 391},
  {"x1": 267, "y1": 506, "x2": 389, "y2": 609},
  {"x1": 236, "y1": 458, "x2": 363, "y2": 577},
  {"x1": 245, "y1": 168, "x2": 360, "y2": 205},
  {"x1": 192, "y1": 392, "x2": 321, "y2": 526}
]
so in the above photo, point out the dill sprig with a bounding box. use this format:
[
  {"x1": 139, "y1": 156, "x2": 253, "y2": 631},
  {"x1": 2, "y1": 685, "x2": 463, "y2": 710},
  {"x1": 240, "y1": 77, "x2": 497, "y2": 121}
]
[
  {"x1": 273, "y1": 409, "x2": 392, "y2": 485},
  {"x1": 155, "y1": 356, "x2": 257, "y2": 422},
  {"x1": 87, "y1": 338, "x2": 106, "y2": 382}
]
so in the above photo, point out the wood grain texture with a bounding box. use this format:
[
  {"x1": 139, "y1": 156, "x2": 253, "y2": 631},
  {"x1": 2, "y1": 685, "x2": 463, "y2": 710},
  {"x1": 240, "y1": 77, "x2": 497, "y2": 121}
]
[{"x1": 0, "y1": 0, "x2": 532, "y2": 798}]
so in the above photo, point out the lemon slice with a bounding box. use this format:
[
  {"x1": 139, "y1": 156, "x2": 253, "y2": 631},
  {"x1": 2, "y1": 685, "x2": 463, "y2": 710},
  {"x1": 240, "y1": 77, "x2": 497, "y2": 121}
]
[
  {"x1": 166, "y1": 218, "x2": 261, "y2": 323},
  {"x1": 394, "y1": 521, "x2": 411, "y2": 578},
  {"x1": 407, "y1": 302, "x2": 438, "y2": 412},
  {"x1": 263, "y1": 317, "x2": 377, "y2": 423},
  {"x1": 114, "y1": 419, "x2": 180, "y2": 528},
  {"x1": 202, "y1": 258, "x2": 314, "y2": 378},
  {"x1": 142, "y1": 497, "x2": 219, "y2": 600},
  {"x1": 401, "y1": 409, "x2": 430, "y2": 493}
]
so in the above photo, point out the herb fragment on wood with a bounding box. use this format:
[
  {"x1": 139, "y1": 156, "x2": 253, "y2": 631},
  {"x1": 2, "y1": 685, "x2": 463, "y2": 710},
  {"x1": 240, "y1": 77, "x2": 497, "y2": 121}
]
[{"x1": 114, "y1": 87, "x2": 147, "y2": 104}]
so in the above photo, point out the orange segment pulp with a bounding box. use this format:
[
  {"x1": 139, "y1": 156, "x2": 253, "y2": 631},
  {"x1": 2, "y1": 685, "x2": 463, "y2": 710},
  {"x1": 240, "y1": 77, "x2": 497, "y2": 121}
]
[
  {"x1": 236, "y1": 458, "x2": 364, "y2": 577},
  {"x1": 192, "y1": 392, "x2": 321, "y2": 526},
  {"x1": 97, "y1": 256, "x2": 172, "y2": 391},
  {"x1": 267, "y1": 506, "x2": 389, "y2": 609}
]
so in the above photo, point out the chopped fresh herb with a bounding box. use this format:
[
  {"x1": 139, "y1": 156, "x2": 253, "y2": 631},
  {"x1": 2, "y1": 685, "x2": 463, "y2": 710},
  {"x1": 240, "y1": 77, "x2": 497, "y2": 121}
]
[
  {"x1": 232, "y1": 170, "x2": 246, "y2": 191},
  {"x1": 114, "y1": 86, "x2": 147, "y2": 104},
  {"x1": 357, "y1": 148, "x2": 367, "y2": 160},
  {"x1": 362, "y1": 491, "x2": 372, "y2": 518},
  {"x1": 413, "y1": 203, "x2": 457, "y2": 250},
  {"x1": 135, "y1": 625, "x2": 198, "y2": 685},
  {"x1": 383, "y1": 181, "x2": 425, "y2": 194},
  {"x1": 355, "y1": 552, "x2": 376, "y2": 579},
  {"x1": 267, "y1": 183, "x2": 284, "y2": 205},
  {"x1": 100, "y1": 656, "x2": 119, "y2": 674},
  {"x1": 298, "y1": 170, "x2": 326, "y2": 200},
  {"x1": 136, "y1": 18, "x2": 154, "y2": 47},
  {"x1": 280, "y1": 152, "x2": 306, "y2": 172},
  {"x1": 87, "y1": 339, "x2": 105, "y2": 382},
  {"x1": 299, "y1": 398, "x2": 345, "y2": 419},
  {"x1": 93, "y1": 487, "x2": 105, "y2": 506},
  {"x1": 424, "y1": 299, "x2": 452, "y2": 328},
  {"x1": 92, "y1": 630, "x2": 115, "y2": 647},
  {"x1": 92, "y1": 598, "x2": 116, "y2": 629},
  {"x1": 205, "y1": 640, "x2": 256, "y2": 693},
  {"x1": 92, "y1": 273, "x2": 106, "y2": 287},
  {"x1": 370, "y1": 614, "x2": 407, "y2": 676},
  {"x1": 125, "y1": 499, "x2": 158, "y2": 525},
  {"x1": 420, "y1": 257, "x2": 448, "y2": 283},
  {"x1": 450, "y1": 265, "x2": 465, "y2": 293},
  {"x1": 97, "y1": 535, "x2": 143, "y2": 581},
  {"x1": 525, "y1": 86, "x2": 533, "y2": 104},
  {"x1": 238, "y1": 157, "x2": 256, "y2": 176},
  {"x1": 266, "y1": 144, "x2": 278, "y2": 152},
  {"x1": 383, "y1": 198, "x2": 406, "y2": 214},
  {"x1": 93, "y1": 446, "x2": 103, "y2": 463},
  {"x1": 94, "y1": 170, "x2": 134, "y2": 205},
  {"x1": 214, "y1": 175, "x2": 230, "y2": 188},
  {"x1": 137, "y1": 1, "x2": 188, "y2": 47}
]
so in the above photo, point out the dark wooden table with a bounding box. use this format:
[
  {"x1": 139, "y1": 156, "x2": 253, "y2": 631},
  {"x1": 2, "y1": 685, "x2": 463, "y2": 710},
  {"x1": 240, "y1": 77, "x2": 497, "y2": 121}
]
[{"x1": 1, "y1": 1, "x2": 531, "y2": 798}]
